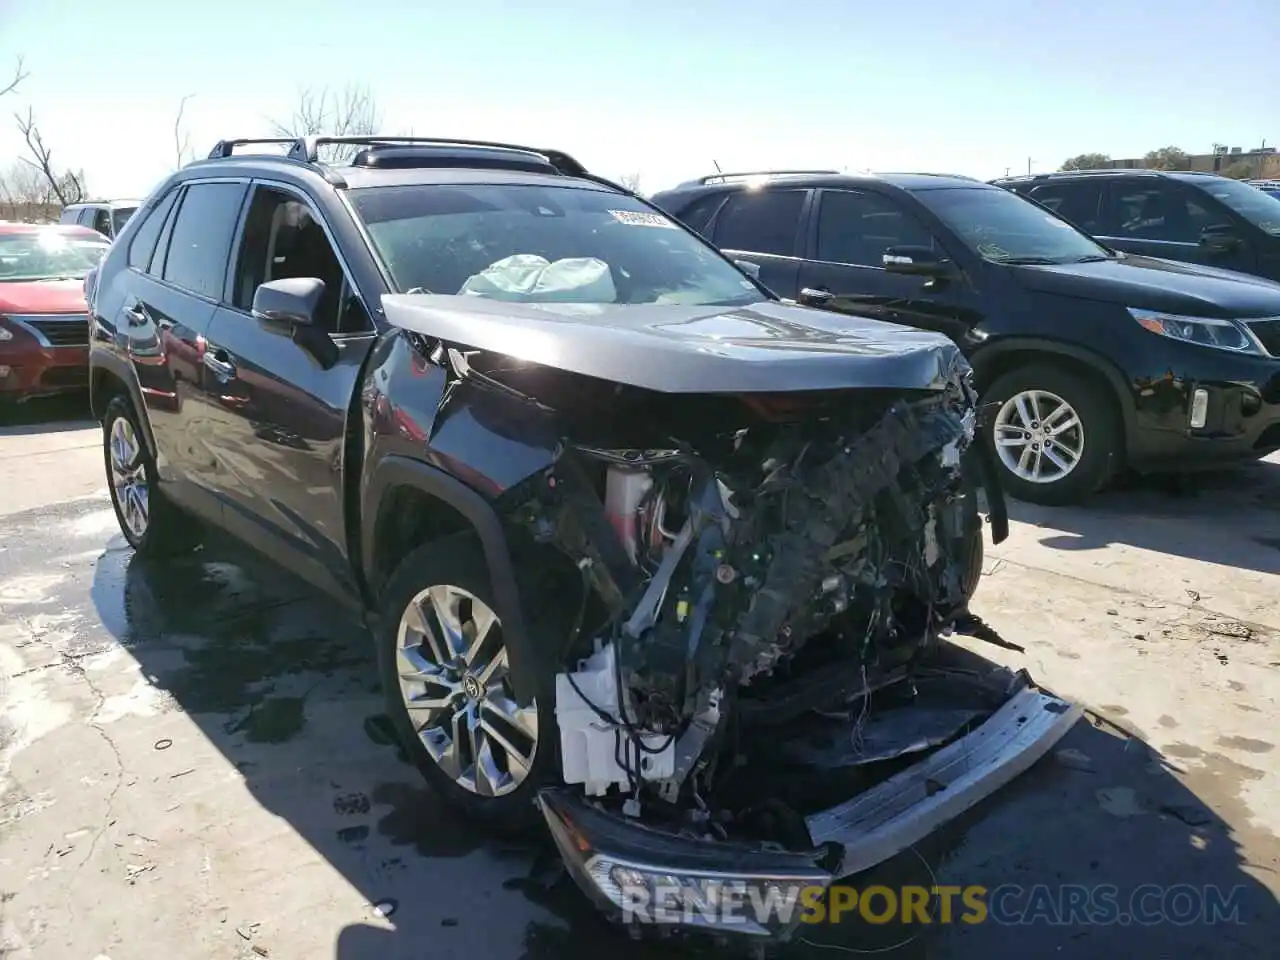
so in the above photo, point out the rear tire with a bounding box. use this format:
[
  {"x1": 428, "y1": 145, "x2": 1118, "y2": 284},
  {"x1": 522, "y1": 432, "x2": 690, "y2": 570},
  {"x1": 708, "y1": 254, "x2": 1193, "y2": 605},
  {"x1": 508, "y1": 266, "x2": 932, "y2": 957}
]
[
  {"x1": 984, "y1": 364, "x2": 1120, "y2": 506},
  {"x1": 376, "y1": 533, "x2": 557, "y2": 829},
  {"x1": 102, "y1": 395, "x2": 200, "y2": 555}
]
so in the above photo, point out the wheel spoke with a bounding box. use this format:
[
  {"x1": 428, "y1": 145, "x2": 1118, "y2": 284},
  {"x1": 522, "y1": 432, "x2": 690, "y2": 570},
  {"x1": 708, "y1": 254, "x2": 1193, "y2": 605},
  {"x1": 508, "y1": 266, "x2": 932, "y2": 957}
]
[
  {"x1": 480, "y1": 713, "x2": 535, "y2": 777},
  {"x1": 1017, "y1": 444, "x2": 1034, "y2": 474},
  {"x1": 397, "y1": 643, "x2": 438, "y2": 681},
  {"x1": 426, "y1": 586, "x2": 466, "y2": 660},
  {"x1": 403, "y1": 598, "x2": 449, "y2": 665},
  {"x1": 475, "y1": 646, "x2": 508, "y2": 687},
  {"x1": 482, "y1": 692, "x2": 537, "y2": 739},
  {"x1": 1047, "y1": 415, "x2": 1080, "y2": 436},
  {"x1": 1013, "y1": 395, "x2": 1033, "y2": 428},
  {"x1": 1042, "y1": 445, "x2": 1071, "y2": 473},
  {"x1": 1027, "y1": 392, "x2": 1043, "y2": 422},
  {"x1": 460, "y1": 602, "x2": 498, "y2": 667}
]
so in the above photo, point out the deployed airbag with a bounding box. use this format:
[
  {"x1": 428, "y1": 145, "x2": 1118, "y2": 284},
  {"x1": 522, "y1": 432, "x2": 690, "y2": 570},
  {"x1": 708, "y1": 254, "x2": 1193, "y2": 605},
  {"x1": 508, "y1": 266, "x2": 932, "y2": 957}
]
[{"x1": 459, "y1": 254, "x2": 617, "y2": 303}]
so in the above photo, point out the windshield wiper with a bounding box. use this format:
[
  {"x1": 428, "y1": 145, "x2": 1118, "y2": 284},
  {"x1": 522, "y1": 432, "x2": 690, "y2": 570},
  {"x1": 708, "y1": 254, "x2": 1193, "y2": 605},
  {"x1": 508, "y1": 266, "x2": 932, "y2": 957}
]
[
  {"x1": 1070, "y1": 255, "x2": 1112, "y2": 263},
  {"x1": 993, "y1": 256, "x2": 1060, "y2": 265}
]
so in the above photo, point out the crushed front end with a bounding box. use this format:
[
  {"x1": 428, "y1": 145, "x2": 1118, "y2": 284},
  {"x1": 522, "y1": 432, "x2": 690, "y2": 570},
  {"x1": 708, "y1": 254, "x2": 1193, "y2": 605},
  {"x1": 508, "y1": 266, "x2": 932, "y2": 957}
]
[{"x1": 490, "y1": 356, "x2": 1079, "y2": 941}]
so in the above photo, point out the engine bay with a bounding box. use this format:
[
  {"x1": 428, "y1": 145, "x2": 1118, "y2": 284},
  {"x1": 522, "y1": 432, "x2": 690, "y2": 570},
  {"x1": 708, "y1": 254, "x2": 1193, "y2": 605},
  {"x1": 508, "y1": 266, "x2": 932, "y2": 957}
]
[{"x1": 505, "y1": 365, "x2": 989, "y2": 837}]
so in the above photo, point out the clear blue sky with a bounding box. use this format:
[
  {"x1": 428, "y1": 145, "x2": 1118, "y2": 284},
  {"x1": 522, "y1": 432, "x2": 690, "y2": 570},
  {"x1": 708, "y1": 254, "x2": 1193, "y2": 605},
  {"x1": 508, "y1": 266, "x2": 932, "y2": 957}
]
[{"x1": 1, "y1": 0, "x2": 1276, "y2": 199}]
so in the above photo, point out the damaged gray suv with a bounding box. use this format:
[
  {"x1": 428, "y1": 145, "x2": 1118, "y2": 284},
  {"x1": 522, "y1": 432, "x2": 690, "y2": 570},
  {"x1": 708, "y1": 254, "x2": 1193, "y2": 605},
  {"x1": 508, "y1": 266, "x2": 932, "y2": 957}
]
[{"x1": 86, "y1": 136, "x2": 1079, "y2": 943}]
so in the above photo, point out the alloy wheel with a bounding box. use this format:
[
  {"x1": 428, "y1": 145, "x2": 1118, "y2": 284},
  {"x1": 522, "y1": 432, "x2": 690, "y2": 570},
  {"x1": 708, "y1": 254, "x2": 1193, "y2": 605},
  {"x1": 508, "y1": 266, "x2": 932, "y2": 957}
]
[
  {"x1": 108, "y1": 416, "x2": 150, "y2": 539},
  {"x1": 993, "y1": 389, "x2": 1085, "y2": 484},
  {"x1": 395, "y1": 584, "x2": 538, "y2": 797}
]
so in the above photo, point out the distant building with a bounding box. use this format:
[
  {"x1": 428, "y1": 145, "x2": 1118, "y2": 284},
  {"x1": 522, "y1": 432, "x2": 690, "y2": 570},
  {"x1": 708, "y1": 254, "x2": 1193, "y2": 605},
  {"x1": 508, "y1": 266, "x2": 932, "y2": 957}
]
[{"x1": 1103, "y1": 145, "x2": 1280, "y2": 179}]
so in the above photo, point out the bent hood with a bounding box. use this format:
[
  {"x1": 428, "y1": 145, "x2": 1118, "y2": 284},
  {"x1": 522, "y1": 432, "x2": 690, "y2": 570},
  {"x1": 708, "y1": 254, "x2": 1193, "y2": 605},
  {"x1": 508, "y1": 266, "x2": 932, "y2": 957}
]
[
  {"x1": 0, "y1": 278, "x2": 88, "y2": 314},
  {"x1": 1011, "y1": 255, "x2": 1280, "y2": 318},
  {"x1": 381, "y1": 294, "x2": 968, "y2": 394}
]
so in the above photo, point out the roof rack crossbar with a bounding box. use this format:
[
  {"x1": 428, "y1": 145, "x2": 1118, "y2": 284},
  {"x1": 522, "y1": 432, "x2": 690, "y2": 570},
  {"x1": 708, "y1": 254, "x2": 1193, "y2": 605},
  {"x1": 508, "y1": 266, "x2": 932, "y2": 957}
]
[
  {"x1": 699, "y1": 169, "x2": 840, "y2": 184},
  {"x1": 207, "y1": 138, "x2": 301, "y2": 159}
]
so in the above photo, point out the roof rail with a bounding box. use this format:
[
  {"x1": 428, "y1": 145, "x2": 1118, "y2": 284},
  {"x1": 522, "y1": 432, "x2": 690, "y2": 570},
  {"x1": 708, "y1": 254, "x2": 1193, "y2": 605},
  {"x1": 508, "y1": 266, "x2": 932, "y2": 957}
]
[
  {"x1": 205, "y1": 135, "x2": 593, "y2": 179},
  {"x1": 698, "y1": 169, "x2": 841, "y2": 184}
]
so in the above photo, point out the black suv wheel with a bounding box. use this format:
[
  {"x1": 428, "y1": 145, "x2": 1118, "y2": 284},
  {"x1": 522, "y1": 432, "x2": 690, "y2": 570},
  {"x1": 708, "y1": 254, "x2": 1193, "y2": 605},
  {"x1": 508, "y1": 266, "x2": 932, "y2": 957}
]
[
  {"x1": 102, "y1": 395, "x2": 199, "y2": 555},
  {"x1": 984, "y1": 364, "x2": 1119, "y2": 506},
  {"x1": 377, "y1": 533, "x2": 557, "y2": 827}
]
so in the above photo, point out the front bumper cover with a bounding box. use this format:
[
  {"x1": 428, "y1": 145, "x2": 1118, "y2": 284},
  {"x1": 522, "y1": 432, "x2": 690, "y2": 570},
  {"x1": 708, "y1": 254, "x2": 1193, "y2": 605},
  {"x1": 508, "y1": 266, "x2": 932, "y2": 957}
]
[{"x1": 536, "y1": 678, "x2": 1080, "y2": 941}]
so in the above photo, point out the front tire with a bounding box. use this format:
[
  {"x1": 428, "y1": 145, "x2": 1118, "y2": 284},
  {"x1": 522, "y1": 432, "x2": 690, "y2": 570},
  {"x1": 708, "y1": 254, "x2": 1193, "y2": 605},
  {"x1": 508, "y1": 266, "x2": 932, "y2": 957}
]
[
  {"x1": 102, "y1": 395, "x2": 199, "y2": 555},
  {"x1": 376, "y1": 533, "x2": 557, "y2": 828},
  {"x1": 984, "y1": 364, "x2": 1120, "y2": 506}
]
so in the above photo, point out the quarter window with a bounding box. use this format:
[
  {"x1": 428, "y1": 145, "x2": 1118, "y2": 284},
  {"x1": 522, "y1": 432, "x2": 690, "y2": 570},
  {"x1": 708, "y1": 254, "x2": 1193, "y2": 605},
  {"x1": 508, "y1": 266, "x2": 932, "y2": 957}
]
[{"x1": 127, "y1": 191, "x2": 179, "y2": 271}]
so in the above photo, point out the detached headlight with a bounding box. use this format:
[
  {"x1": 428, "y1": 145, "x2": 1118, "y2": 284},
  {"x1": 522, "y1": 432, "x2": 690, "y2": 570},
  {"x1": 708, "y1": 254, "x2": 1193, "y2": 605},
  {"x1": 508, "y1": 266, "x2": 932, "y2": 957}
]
[{"x1": 1128, "y1": 307, "x2": 1261, "y2": 354}]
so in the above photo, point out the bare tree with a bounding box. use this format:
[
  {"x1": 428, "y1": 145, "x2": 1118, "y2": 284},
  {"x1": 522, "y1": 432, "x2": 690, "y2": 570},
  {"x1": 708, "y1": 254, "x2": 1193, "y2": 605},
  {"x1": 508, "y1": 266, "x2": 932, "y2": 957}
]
[
  {"x1": 1, "y1": 57, "x2": 27, "y2": 99},
  {"x1": 269, "y1": 84, "x2": 382, "y2": 162},
  {"x1": 0, "y1": 160, "x2": 58, "y2": 220},
  {"x1": 173, "y1": 94, "x2": 195, "y2": 168},
  {"x1": 14, "y1": 107, "x2": 86, "y2": 206},
  {"x1": 618, "y1": 171, "x2": 644, "y2": 194}
]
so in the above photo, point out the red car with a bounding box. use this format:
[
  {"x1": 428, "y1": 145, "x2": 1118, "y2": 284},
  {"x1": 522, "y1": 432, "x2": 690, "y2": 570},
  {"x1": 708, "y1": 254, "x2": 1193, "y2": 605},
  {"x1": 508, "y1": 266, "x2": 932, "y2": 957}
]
[{"x1": 0, "y1": 223, "x2": 110, "y2": 406}]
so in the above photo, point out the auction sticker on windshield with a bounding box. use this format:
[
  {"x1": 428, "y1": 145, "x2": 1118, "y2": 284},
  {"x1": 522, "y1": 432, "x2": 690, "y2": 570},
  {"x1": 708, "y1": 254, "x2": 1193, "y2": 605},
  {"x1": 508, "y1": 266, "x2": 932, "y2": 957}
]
[{"x1": 609, "y1": 209, "x2": 677, "y2": 228}]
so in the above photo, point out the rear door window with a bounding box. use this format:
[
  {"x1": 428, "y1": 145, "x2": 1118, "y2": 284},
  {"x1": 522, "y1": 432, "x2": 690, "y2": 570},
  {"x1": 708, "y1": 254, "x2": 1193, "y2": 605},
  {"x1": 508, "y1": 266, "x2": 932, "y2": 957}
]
[
  {"x1": 712, "y1": 189, "x2": 806, "y2": 257},
  {"x1": 1027, "y1": 182, "x2": 1104, "y2": 233},
  {"x1": 161, "y1": 181, "x2": 249, "y2": 299},
  {"x1": 1102, "y1": 182, "x2": 1203, "y2": 243}
]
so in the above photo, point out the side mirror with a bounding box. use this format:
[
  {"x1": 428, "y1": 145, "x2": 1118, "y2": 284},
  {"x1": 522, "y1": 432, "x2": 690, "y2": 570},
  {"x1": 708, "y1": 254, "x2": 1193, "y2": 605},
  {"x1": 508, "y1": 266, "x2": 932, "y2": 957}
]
[
  {"x1": 252, "y1": 277, "x2": 324, "y2": 327},
  {"x1": 734, "y1": 259, "x2": 762, "y2": 280},
  {"x1": 882, "y1": 244, "x2": 950, "y2": 277},
  {"x1": 1200, "y1": 224, "x2": 1241, "y2": 255}
]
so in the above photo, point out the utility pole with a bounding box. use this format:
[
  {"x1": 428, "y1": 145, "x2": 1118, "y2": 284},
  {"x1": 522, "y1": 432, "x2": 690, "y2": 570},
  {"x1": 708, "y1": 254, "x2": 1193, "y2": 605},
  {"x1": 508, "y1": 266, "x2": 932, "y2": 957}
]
[
  {"x1": 1004, "y1": 166, "x2": 1011, "y2": 177},
  {"x1": 1027, "y1": 157, "x2": 1034, "y2": 175}
]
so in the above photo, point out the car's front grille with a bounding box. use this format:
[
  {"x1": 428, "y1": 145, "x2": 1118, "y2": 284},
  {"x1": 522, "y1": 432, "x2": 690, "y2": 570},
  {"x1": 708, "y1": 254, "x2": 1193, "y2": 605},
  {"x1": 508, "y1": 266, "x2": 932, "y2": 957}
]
[
  {"x1": 1246, "y1": 318, "x2": 1280, "y2": 357},
  {"x1": 21, "y1": 314, "x2": 90, "y2": 347}
]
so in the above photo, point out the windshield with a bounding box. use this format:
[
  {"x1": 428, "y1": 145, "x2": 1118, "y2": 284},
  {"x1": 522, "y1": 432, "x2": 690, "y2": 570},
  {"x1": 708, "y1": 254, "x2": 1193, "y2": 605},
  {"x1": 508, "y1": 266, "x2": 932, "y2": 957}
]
[
  {"x1": 1193, "y1": 177, "x2": 1280, "y2": 236},
  {"x1": 0, "y1": 230, "x2": 109, "y2": 281},
  {"x1": 111, "y1": 206, "x2": 137, "y2": 236},
  {"x1": 348, "y1": 184, "x2": 765, "y2": 307},
  {"x1": 923, "y1": 187, "x2": 1112, "y2": 264}
]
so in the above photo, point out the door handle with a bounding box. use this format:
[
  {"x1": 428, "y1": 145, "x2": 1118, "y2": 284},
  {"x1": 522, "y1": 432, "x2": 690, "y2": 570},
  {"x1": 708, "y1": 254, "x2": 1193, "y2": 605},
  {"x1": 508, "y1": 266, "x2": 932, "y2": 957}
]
[
  {"x1": 800, "y1": 287, "x2": 834, "y2": 305},
  {"x1": 124, "y1": 303, "x2": 148, "y2": 326},
  {"x1": 202, "y1": 348, "x2": 237, "y2": 380}
]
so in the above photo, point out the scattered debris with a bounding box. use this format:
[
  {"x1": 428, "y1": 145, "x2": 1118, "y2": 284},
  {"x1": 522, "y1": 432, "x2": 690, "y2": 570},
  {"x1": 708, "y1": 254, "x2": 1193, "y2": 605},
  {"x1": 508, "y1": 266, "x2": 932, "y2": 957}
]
[
  {"x1": 127, "y1": 832, "x2": 156, "y2": 844},
  {"x1": 1161, "y1": 803, "x2": 1211, "y2": 827},
  {"x1": 1186, "y1": 589, "x2": 1201, "y2": 602},
  {"x1": 372, "y1": 899, "x2": 398, "y2": 918},
  {"x1": 1106, "y1": 608, "x2": 1118, "y2": 616},
  {"x1": 169, "y1": 768, "x2": 194, "y2": 780},
  {"x1": 952, "y1": 613, "x2": 1025, "y2": 652},
  {"x1": 1096, "y1": 786, "x2": 1144, "y2": 818},
  {"x1": 1206, "y1": 620, "x2": 1253, "y2": 640},
  {"x1": 252, "y1": 947, "x2": 269, "y2": 958},
  {"x1": 153, "y1": 739, "x2": 172, "y2": 751},
  {"x1": 236, "y1": 927, "x2": 253, "y2": 941},
  {"x1": 334, "y1": 792, "x2": 371, "y2": 816},
  {"x1": 1055, "y1": 748, "x2": 1095, "y2": 773},
  {"x1": 124, "y1": 862, "x2": 156, "y2": 884}
]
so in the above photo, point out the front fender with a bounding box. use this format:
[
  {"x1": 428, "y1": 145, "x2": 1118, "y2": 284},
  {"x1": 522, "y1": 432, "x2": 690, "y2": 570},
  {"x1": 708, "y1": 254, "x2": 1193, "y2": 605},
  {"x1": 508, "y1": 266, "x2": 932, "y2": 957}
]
[
  {"x1": 89, "y1": 345, "x2": 157, "y2": 458},
  {"x1": 361, "y1": 454, "x2": 541, "y2": 707}
]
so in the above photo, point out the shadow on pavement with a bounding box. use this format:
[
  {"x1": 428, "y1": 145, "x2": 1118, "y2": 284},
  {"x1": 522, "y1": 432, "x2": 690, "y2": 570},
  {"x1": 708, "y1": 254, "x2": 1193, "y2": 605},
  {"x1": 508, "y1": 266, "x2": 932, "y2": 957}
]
[
  {"x1": 88, "y1": 533, "x2": 1278, "y2": 960},
  {"x1": 0, "y1": 392, "x2": 94, "y2": 435},
  {"x1": 1009, "y1": 458, "x2": 1280, "y2": 576}
]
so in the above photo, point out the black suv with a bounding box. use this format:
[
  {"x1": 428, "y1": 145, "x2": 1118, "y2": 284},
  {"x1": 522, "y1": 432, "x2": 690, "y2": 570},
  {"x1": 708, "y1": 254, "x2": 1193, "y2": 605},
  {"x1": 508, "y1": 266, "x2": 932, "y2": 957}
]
[
  {"x1": 86, "y1": 136, "x2": 1078, "y2": 943},
  {"x1": 651, "y1": 171, "x2": 1280, "y2": 505},
  {"x1": 992, "y1": 169, "x2": 1280, "y2": 282}
]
